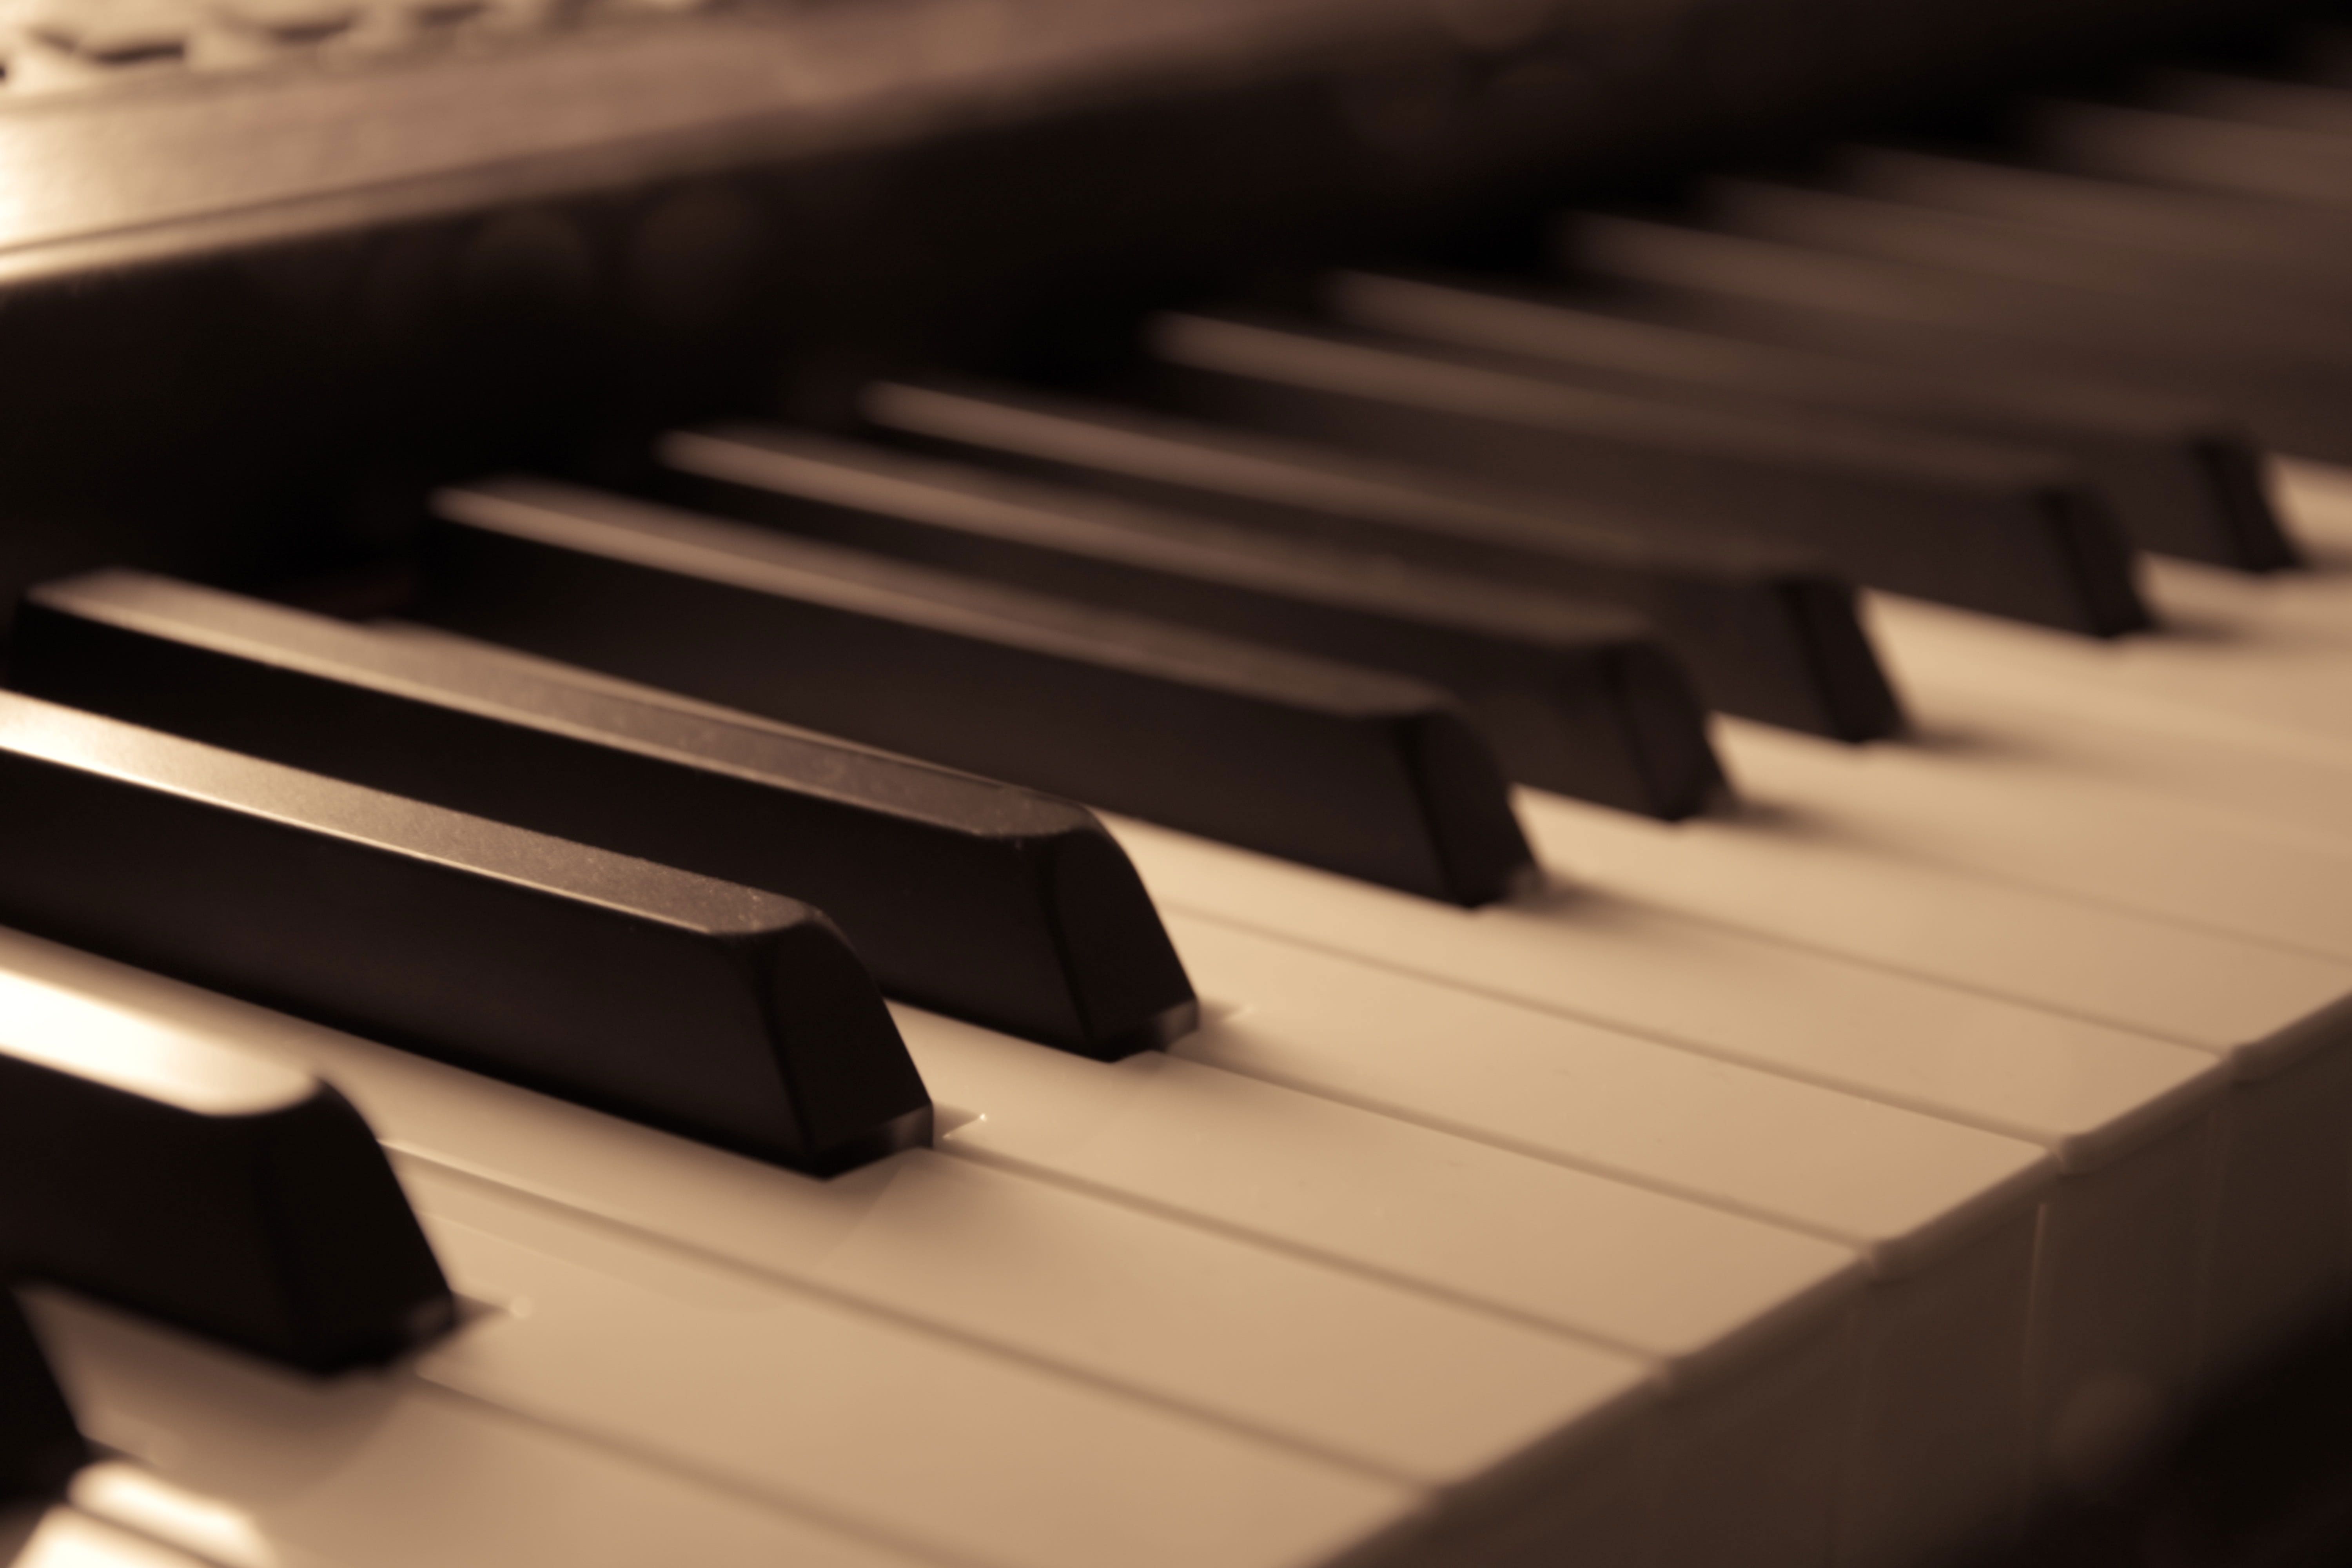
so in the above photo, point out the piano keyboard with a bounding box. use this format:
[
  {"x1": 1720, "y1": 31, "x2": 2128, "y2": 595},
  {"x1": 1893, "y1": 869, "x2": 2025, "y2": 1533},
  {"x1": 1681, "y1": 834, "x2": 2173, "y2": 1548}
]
[{"x1": 11, "y1": 11, "x2": 2352, "y2": 1568}]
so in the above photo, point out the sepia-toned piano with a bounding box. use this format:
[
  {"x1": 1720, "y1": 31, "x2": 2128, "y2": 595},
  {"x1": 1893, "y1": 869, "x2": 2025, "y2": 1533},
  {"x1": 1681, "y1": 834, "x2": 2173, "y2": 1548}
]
[{"x1": 3, "y1": 0, "x2": 2352, "y2": 1564}]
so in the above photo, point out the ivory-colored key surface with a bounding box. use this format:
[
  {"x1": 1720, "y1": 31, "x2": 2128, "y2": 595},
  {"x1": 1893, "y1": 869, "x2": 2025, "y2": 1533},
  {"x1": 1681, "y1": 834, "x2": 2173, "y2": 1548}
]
[
  {"x1": 1867, "y1": 465, "x2": 2352, "y2": 753},
  {"x1": 1713, "y1": 715, "x2": 2352, "y2": 963},
  {"x1": 1687, "y1": 610, "x2": 2352, "y2": 1383},
  {"x1": 0, "y1": 929, "x2": 1664, "y2": 1568},
  {"x1": 907, "y1": 1011, "x2": 1862, "y2": 1568},
  {"x1": 39, "y1": 1150, "x2": 1435, "y2": 1568},
  {"x1": 33, "y1": 1303, "x2": 949, "y2": 1568},
  {"x1": 1109, "y1": 819, "x2": 2220, "y2": 1166},
  {"x1": 403, "y1": 1174, "x2": 1428, "y2": 1568},
  {"x1": 1517, "y1": 787, "x2": 2352, "y2": 1059},
  {"x1": 1105, "y1": 815, "x2": 2229, "y2": 1499},
  {"x1": 0, "y1": 909, "x2": 2034, "y2": 1567},
  {"x1": 1517, "y1": 777, "x2": 2352, "y2": 1389},
  {"x1": 1845, "y1": 463, "x2": 2352, "y2": 849},
  {"x1": 1150, "y1": 913, "x2": 2051, "y2": 1567},
  {"x1": 2, "y1": 1505, "x2": 249, "y2": 1568}
]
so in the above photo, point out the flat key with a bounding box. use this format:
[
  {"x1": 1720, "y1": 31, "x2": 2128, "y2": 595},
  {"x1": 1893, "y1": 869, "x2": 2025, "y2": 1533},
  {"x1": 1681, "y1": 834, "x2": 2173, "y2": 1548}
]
[
  {"x1": 1837, "y1": 143, "x2": 2352, "y2": 307},
  {"x1": 0, "y1": 1292, "x2": 83, "y2": 1503},
  {"x1": 1139, "y1": 311, "x2": 2151, "y2": 636},
  {"x1": 861, "y1": 377, "x2": 1903, "y2": 740},
  {"x1": 0, "y1": 1023, "x2": 452, "y2": 1373},
  {"x1": 420, "y1": 478, "x2": 1534, "y2": 906},
  {"x1": 1564, "y1": 208, "x2": 2352, "y2": 465},
  {"x1": 1327, "y1": 268, "x2": 2294, "y2": 571},
  {"x1": 2032, "y1": 90, "x2": 2352, "y2": 211},
  {"x1": 0, "y1": 693, "x2": 929, "y2": 1176},
  {"x1": 11, "y1": 570, "x2": 1196, "y2": 1061},
  {"x1": 658, "y1": 425, "x2": 1724, "y2": 818}
]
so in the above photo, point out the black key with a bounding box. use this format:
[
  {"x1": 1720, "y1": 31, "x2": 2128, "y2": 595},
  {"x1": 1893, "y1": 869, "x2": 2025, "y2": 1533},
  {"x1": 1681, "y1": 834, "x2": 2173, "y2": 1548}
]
[
  {"x1": 1137, "y1": 311, "x2": 2151, "y2": 636},
  {"x1": 2032, "y1": 88, "x2": 2352, "y2": 210},
  {"x1": 0, "y1": 1293, "x2": 83, "y2": 1501},
  {"x1": 420, "y1": 479, "x2": 1534, "y2": 907},
  {"x1": 0, "y1": 1026, "x2": 452, "y2": 1373},
  {"x1": 862, "y1": 377, "x2": 1902, "y2": 741},
  {"x1": 11, "y1": 570, "x2": 1195, "y2": 1061},
  {"x1": 0, "y1": 693, "x2": 929, "y2": 1176},
  {"x1": 1564, "y1": 207, "x2": 2352, "y2": 466},
  {"x1": 1328, "y1": 267, "x2": 2296, "y2": 570},
  {"x1": 1837, "y1": 142, "x2": 2352, "y2": 308},
  {"x1": 658, "y1": 425, "x2": 1724, "y2": 819},
  {"x1": 1707, "y1": 175, "x2": 2321, "y2": 310}
]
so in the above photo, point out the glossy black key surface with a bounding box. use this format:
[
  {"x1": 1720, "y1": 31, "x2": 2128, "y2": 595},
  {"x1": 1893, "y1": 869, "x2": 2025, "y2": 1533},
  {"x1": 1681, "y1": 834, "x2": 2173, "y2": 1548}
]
[
  {"x1": 0, "y1": 1026, "x2": 452, "y2": 1373},
  {"x1": 1565, "y1": 207, "x2": 2352, "y2": 467},
  {"x1": 1140, "y1": 311, "x2": 2151, "y2": 637},
  {"x1": 0, "y1": 693, "x2": 929, "y2": 1176},
  {"x1": 863, "y1": 377, "x2": 1901, "y2": 741},
  {"x1": 12, "y1": 572, "x2": 1196, "y2": 1061},
  {"x1": 1838, "y1": 142, "x2": 2352, "y2": 305},
  {"x1": 0, "y1": 1293, "x2": 83, "y2": 1501},
  {"x1": 659, "y1": 425, "x2": 1724, "y2": 819},
  {"x1": 2032, "y1": 89, "x2": 2352, "y2": 211},
  {"x1": 1329, "y1": 269, "x2": 2295, "y2": 572},
  {"x1": 420, "y1": 479, "x2": 1535, "y2": 906}
]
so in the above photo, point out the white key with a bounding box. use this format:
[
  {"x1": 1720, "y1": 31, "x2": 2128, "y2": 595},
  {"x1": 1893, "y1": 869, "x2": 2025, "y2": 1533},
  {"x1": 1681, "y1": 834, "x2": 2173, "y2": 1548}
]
[
  {"x1": 908, "y1": 1008, "x2": 1863, "y2": 1568},
  {"x1": 2, "y1": 1506, "x2": 231, "y2": 1568},
  {"x1": 1858, "y1": 461, "x2": 2352, "y2": 851},
  {"x1": 1521, "y1": 742, "x2": 2352, "y2": 1377},
  {"x1": 1725, "y1": 705, "x2": 2352, "y2": 964},
  {"x1": 0, "y1": 928, "x2": 1638, "y2": 1567},
  {"x1": 1107, "y1": 815, "x2": 2226, "y2": 1498},
  {"x1": 30, "y1": 1305, "x2": 942, "y2": 1568},
  {"x1": 1152, "y1": 910, "x2": 2044, "y2": 1567},
  {"x1": 1870, "y1": 587, "x2": 2352, "y2": 755},
  {"x1": 0, "y1": 910, "x2": 1978, "y2": 1568},
  {"x1": 407, "y1": 1175, "x2": 1421, "y2": 1568},
  {"x1": 34, "y1": 1186, "x2": 1416, "y2": 1568},
  {"x1": 1519, "y1": 783, "x2": 2352, "y2": 1059}
]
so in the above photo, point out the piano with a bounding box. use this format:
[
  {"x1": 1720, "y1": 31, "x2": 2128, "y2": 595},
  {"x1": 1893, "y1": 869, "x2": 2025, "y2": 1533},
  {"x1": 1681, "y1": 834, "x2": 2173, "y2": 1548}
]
[{"x1": 2, "y1": 0, "x2": 2352, "y2": 1565}]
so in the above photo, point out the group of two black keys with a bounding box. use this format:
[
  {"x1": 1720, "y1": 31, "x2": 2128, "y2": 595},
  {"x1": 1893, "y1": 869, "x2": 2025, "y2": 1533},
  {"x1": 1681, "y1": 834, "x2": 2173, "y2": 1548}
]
[{"x1": 0, "y1": 309, "x2": 2192, "y2": 1491}]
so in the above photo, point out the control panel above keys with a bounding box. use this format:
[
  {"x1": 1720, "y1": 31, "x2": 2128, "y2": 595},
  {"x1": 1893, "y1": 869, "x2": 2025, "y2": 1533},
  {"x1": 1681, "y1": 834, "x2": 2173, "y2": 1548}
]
[
  {"x1": 0, "y1": 692, "x2": 932, "y2": 1175},
  {"x1": 0, "y1": 1027, "x2": 452, "y2": 1372}
]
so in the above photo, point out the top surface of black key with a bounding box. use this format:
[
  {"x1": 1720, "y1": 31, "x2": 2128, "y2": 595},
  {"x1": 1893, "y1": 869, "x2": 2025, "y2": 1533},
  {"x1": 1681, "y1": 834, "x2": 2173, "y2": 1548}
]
[
  {"x1": 0, "y1": 1020, "x2": 453, "y2": 1372},
  {"x1": 659, "y1": 424, "x2": 1724, "y2": 819},
  {"x1": 1140, "y1": 310, "x2": 2151, "y2": 637},
  {"x1": 1328, "y1": 268, "x2": 2297, "y2": 572},
  {"x1": 862, "y1": 377, "x2": 1903, "y2": 741},
  {"x1": 419, "y1": 478, "x2": 1535, "y2": 906},
  {"x1": 0, "y1": 691, "x2": 929, "y2": 1175},
  {"x1": 1561, "y1": 207, "x2": 2352, "y2": 466},
  {"x1": 12, "y1": 570, "x2": 1196, "y2": 1061}
]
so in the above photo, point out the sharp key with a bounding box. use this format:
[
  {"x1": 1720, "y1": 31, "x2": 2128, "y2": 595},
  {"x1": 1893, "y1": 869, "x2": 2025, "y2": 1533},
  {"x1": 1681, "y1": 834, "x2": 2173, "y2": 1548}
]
[
  {"x1": 10, "y1": 570, "x2": 1196, "y2": 1061},
  {"x1": 420, "y1": 477, "x2": 1535, "y2": 906},
  {"x1": 0, "y1": 692, "x2": 929, "y2": 1176},
  {"x1": 658, "y1": 424, "x2": 1724, "y2": 818},
  {"x1": 861, "y1": 376, "x2": 1904, "y2": 740},
  {"x1": 1139, "y1": 309, "x2": 2151, "y2": 635}
]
